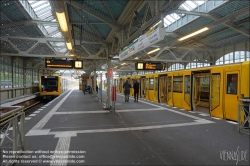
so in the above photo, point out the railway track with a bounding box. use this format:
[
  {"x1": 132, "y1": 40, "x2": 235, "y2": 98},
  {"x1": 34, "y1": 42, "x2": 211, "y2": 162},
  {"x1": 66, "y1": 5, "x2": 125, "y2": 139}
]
[{"x1": 0, "y1": 100, "x2": 48, "y2": 132}]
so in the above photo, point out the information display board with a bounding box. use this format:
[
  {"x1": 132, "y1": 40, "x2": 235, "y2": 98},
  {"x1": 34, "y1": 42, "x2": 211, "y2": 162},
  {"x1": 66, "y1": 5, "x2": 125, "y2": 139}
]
[
  {"x1": 74, "y1": 60, "x2": 83, "y2": 69},
  {"x1": 45, "y1": 59, "x2": 83, "y2": 69},
  {"x1": 135, "y1": 62, "x2": 166, "y2": 70}
]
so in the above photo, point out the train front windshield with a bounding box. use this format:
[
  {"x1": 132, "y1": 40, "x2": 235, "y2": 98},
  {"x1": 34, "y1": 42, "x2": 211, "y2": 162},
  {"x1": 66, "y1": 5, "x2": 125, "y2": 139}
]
[{"x1": 41, "y1": 76, "x2": 58, "y2": 92}]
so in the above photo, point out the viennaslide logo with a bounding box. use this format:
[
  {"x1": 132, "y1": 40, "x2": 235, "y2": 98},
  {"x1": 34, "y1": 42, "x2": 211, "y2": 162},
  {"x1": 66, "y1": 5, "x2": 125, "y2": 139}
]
[{"x1": 220, "y1": 146, "x2": 248, "y2": 165}]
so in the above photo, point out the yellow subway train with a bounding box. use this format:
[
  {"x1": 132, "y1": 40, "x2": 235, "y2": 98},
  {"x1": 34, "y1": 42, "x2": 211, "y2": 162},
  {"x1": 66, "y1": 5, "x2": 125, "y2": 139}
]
[
  {"x1": 39, "y1": 76, "x2": 77, "y2": 99},
  {"x1": 115, "y1": 61, "x2": 250, "y2": 121}
]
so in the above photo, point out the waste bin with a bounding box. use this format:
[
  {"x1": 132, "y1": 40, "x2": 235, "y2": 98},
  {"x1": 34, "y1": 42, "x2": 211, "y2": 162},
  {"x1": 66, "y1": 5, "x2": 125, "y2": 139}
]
[{"x1": 240, "y1": 98, "x2": 250, "y2": 128}]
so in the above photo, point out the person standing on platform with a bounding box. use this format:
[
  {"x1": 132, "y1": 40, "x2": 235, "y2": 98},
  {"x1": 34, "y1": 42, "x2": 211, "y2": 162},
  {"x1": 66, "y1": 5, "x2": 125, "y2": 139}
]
[
  {"x1": 133, "y1": 79, "x2": 139, "y2": 102},
  {"x1": 82, "y1": 83, "x2": 86, "y2": 95},
  {"x1": 96, "y1": 85, "x2": 98, "y2": 93},
  {"x1": 123, "y1": 79, "x2": 131, "y2": 102}
]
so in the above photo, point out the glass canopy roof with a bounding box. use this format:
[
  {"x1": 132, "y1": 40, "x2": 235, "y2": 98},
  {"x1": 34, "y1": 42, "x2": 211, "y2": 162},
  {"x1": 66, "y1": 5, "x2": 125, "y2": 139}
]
[{"x1": 27, "y1": 0, "x2": 67, "y2": 53}]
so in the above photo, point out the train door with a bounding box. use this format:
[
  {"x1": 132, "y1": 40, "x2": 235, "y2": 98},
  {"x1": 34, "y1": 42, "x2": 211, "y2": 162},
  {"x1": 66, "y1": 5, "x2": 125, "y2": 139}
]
[
  {"x1": 159, "y1": 75, "x2": 168, "y2": 104},
  {"x1": 153, "y1": 76, "x2": 158, "y2": 102},
  {"x1": 224, "y1": 71, "x2": 240, "y2": 121},
  {"x1": 141, "y1": 76, "x2": 146, "y2": 98},
  {"x1": 193, "y1": 71, "x2": 210, "y2": 114},
  {"x1": 183, "y1": 71, "x2": 191, "y2": 110},
  {"x1": 167, "y1": 74, "x2": 173, "y2": 106},
  {"x1": 147, "y1": 75, "x2": 154, "y2": 101},
  {"x1": 210, "y1": 69, "x2": 224, "y2": 119}
]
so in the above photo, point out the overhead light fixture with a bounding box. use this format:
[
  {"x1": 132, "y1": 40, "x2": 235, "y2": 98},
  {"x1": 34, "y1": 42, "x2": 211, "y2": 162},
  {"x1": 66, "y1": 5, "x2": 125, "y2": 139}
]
[
  {"x1": 147, "y1": 48, "x2": 160, "y2": 54},
  {"x1": 178, "y1": 27, "x2": 209, "y2": 41},
  {"x1": 121, "y1": 63, "x2": 126, "y2": 65},
  {"x1": 70, "y1": 53, "x2": 74, "y2": 56},
  {"x1": 134, "y1": 57, "x2": 138, "y2": 59},
  {"x1": 56, "y1": 12, "x2": 68, "y2": 32},
  {"x1": 66, "y1": 42, "x2": 72, "y2": 50}
]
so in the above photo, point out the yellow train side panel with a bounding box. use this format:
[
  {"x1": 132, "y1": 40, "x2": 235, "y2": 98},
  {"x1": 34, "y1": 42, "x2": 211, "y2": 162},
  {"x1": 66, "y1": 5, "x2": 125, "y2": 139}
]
[
  {"x1": 223, "y1": 64, "x2": 241, "y2": 121},
  {"x1": 173, "y1": 93, "x2": 183, "y2": 108},
  {"x1": 241, "y1": 61, "x2": 250, "y2": 98}
]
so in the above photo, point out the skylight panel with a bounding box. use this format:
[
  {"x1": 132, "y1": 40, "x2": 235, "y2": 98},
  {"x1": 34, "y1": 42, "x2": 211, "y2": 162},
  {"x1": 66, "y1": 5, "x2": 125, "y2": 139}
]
[
  {"x1": 180, "y1": 3, "x2": 191, "y2": 11},
  {"x1": 195, "y1": 0, "x2": 206, "y2": 5},
  {"x1": 171, "y1": 13, "x2": 180, "y2": 20},
  {"x1": 34, "y1": 3, "x2": 50, "y2": 12},
  {"x1": 164, "y1": 17, "x2": 172, "y2": 24},
  {"x1": 36, "y1": 7, "x2": 51, "y2": 16},
  {"x1": 185, "y1": 1, "x2": 197, "y2": 10},
  {"x1": 29, "y1": 1, "x2": 45, "y2": 8},
  {"x1": 166, "y1": 15, "x2": 175, "y2": 22},
  {"x1": 39, "y1": 11, "x2": 51, "y2": 19}
]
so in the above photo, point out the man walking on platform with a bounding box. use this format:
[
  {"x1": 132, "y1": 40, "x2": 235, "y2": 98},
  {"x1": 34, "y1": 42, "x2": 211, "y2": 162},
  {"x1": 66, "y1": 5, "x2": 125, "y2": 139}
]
[
  {"x1": 133, "y1": 79, "x2": 139, "y2": 102},
  {"x1": 123, "y1": 79, "x2": 131, "y2": 102}
]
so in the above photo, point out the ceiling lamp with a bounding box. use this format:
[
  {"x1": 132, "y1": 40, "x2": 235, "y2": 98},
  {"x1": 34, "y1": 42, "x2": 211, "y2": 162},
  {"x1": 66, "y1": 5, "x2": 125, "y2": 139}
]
[
  {"x1": 178, "y1": 27, "x2": 209, "y2": 41},
  {"x1": 56, "y1": 12, "x2": 68, "y2": 32},
  {"x1": 66, "y1": 42, "x2": 72, "y2": 50},
  {"x1": 147, "y1": 48, "x2": 160, "y2": 54}
]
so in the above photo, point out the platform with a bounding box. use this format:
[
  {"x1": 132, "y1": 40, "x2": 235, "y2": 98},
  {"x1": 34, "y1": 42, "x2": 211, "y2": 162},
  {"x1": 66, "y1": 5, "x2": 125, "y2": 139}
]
[{"x1": 1, "y1": 88, "x2": 249, "y2": 165}]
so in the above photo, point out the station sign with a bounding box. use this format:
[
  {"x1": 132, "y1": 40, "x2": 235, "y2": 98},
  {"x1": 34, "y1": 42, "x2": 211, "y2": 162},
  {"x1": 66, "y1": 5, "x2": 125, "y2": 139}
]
[
  {"x1": 135, "y1": 62, "x2": 166, "y2": 70},
  {"x1": 119, "y1": 23, "x2": 165, "y2": 61}
]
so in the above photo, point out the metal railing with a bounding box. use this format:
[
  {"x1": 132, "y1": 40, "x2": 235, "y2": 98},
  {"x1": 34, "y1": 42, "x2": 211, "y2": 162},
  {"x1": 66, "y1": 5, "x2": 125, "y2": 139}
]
[
  {"x1": 238, "y1": 99, "x2": 250, "y2": 133},
  {"x1": 0, "y1": 106, "x2": 25, "y2": 165}
]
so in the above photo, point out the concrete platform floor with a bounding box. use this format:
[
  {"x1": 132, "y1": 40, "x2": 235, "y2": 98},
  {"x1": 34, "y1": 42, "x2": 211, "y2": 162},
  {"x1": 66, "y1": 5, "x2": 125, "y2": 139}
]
[{"x1": 1, "y1": 88, "x2": 249, "y2": 166}]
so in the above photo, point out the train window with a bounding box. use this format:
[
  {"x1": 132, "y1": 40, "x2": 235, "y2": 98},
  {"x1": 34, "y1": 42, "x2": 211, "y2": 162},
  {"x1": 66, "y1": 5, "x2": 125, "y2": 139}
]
[
  {"x1": 168, "y1": 77, "x2": 172, "y2": 92},
  {"x1": 173, "y1": 76, "x2": 183, "y2": 93},
  {"x1": 149, "y1": 78, "x2": 154, "y2": 90},
  {"x1": 211, "y1": 73, "x2": 220, "y2": 111},
  {"x1": 184, "y1": 76, "x2": 190, "y2": 93},
  {"x1": 227, "y1": 74, "x2": 238, "y2": 94},
  {"x1": 155, "y1": 77, "x2": 158, "y2": 91}
]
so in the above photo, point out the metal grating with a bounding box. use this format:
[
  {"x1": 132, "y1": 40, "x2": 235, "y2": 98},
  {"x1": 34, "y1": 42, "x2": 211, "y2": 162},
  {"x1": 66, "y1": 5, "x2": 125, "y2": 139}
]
[
  {"x1": 0, "y1": 1, "x2": 27, "y2": 22},
  {"x1": 73, "y1": 0, "x2": 110, "y2": 19},
  {"x1": 90, "y1": 24, "x2": 112, "y2": 39},
  {"x1": 28, "y1": 43, "x2": 54, "y2": 55},
  {"x1": 202, "y1": 29, "x2": 240, "y2": 43},
  {"x1": 103, "y1": 0, "x2": 129, "y2": 20},
  {"x1": 0, "y1": 13, "x2": 11, "y2": 24},
  {"x1": 211, "y1": 34, "x2": 249, "y2": 49},
  {"x1": 0, "y1": 41, "x2": 18, "y2": 53},
  {"x1": 9, "y1": 38, "x2": 37, "y2": 51},
  {"x1": 138, "y1": 3, "x2": 148, "y2": 19},
  {"x1": 4, "y1": 28, "x2": 28, "y2": 37},
  {"x1": 176, "y1": 17, "x2": 214, "y2": 35},
  {"x1": 74, "y1": 45, "x2": 88, "y2": 55},
  {"x1": 211, "y1": 1, "x2": 250, "y2": 18},
  {"x1": 145, "y1": 8, "x2": 152, "y2": 22},
  {"x1": 20, "y1": 25, "x2": 43, "y2": 37}
]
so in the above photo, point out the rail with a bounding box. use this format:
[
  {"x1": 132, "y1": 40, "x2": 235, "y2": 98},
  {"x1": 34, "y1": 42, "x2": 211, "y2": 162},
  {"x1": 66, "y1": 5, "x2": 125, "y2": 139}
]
[
  {"x1": 238, "y1": 98, "x2": 250, "y2": 133},
  {"x1": 0, "y1": 106, "x2": 25, "y2": 166}
]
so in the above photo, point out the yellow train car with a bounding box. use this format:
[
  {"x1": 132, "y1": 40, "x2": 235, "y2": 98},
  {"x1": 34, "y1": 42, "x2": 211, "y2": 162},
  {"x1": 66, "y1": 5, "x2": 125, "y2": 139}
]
[
  {"x1": 39, "y1": 76, "x2": 77, "y2": 99},
  {"x1": 118, "y1": 61, "x2": 250, "y2": 121}
]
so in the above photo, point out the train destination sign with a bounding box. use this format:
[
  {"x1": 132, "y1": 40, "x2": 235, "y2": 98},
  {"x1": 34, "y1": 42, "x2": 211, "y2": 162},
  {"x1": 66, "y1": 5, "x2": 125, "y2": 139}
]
[
  {"x1": 45, "y1": 59, "x2": 74, "y2": 69},
  {"x1": 135, "y1": 62, "x2": 166, "y2": 70}
]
